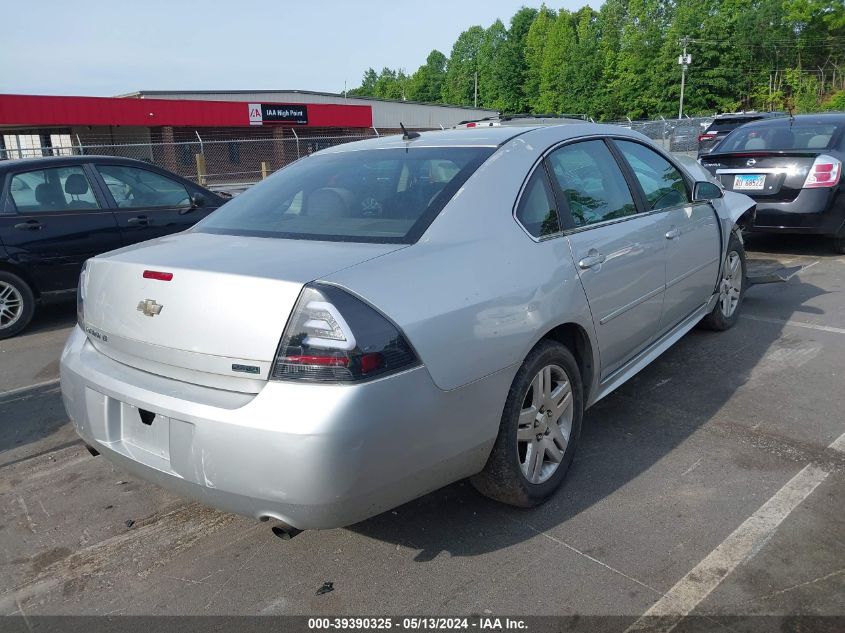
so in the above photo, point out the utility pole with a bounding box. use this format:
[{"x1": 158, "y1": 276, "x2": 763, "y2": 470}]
[
  {"x1": 678, "y1": 36, "x2": 691, "y2": 119},
  {"x1": 474, "y1": 71, "x2": 478, "y2": 108}
]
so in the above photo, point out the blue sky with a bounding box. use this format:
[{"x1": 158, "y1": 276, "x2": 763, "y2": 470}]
[{"x1": 1, "y1": 0, "x2": 595, "y2": 97}]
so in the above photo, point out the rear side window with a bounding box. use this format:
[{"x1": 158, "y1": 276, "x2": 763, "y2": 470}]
[
  {"x1": 197, "y1": 146, "x2": 494, "y2": 243},
  {"x1": 9, "y1": 166, "x2": 100, "y2": 212},
  {"x1": 719, "y1": 123, "x2": 842, "y2": 151},
  {"x1": 615, "y1": 141, "x2": 690, "y2": 210},
  {"x1": 547, "y1": 140, "x2": 637, "y2": 227},
  {"x1": 515, "y1": 168, "x2": 559, "y2": 238},
  {"x1": 96, "y1": 165, "x2": 191, "y2": 208}
]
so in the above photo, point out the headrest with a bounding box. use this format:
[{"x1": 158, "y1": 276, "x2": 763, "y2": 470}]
[
  {"x1": 307, "y1": 188, "x2": 353, "y2": 219},
  {"x1": 65, "y1": 173, "x2": 89, "y2": 195},
  {"x1": 35, "y1": 183, "x2": 62, "y2": 206},
  {"x1": 807, "y1": 135, "x2": 829, "y2": 149}
]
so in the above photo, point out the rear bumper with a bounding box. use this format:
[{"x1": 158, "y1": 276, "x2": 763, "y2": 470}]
[
  {"x1": 60, "y1": 327, "x2": 509, "y2": 529},
  {"x1": 749, "y1": 187, "x2": 845, "y2": 235}
]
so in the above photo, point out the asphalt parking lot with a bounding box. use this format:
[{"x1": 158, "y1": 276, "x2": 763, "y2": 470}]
[{"x1": 1, "y1": 235, "x2": 843, "y2": 625}]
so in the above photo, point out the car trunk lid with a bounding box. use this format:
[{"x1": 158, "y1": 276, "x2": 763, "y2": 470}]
[
  {"x1": 700, "y1": 151, "x2": 819, "y2": 202},
  {"x1": 82, "y1": 231, "x2": 406, "y2": 392}
]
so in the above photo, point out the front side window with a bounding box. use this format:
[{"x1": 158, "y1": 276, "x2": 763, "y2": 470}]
[
  {"x1": 96, "y1": 165, "x2": 191, "y2": 209},
  {"x1": 547, "y1": 140, "x2": 637, "y2": 227},
  {"x1": 197, "y1": 146, "x2": 494, "y2": 243},
  {"x1": 615, "y1": 140, "x2": 690, "y2": 211},
  {"x1": 515, "y1": 168, "x2": 559, "y2": 238},
  {"x1": 9, "y1": 166, "x2": 100, "y2": 212}
]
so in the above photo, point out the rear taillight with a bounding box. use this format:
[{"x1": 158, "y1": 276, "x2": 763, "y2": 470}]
[
  {"x1": 77, "y1": 260, "x2": 88, "y2": 327},
  {"x1": 270, "y1": 283, "x2": 418, "y2": 383},
  {"x1": 803, "y1": 155, "x2": 842, "y2": 189},
  {"x1": 698, "y1": 133, "x2": 716, "y2": 142}
]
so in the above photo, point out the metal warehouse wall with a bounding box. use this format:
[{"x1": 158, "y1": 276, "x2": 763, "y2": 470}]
[{"x1": 123, "y1": 91, "x2": 497, "y2": 130}]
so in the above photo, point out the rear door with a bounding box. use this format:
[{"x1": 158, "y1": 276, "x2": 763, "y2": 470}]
[
  {"x1": 614, "y1": 139, "x2": 721, "y2": 335},
  {"x1": 549, "y1": 139, "x2": 667, "y2": 380},
  {"x1": 0, "y1": 164, "x2": 121, "y2": 292},
  {"x1": 92, "y1": 163, "x2": 215, "y2": 246}
]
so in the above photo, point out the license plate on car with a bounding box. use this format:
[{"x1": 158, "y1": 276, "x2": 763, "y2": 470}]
[{"x1": 733, "y1": 174, "x2": 765, "y2": 190}]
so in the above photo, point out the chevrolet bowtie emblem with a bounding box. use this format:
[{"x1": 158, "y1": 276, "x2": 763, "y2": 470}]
[{"x1": 137, "y1": 299, "x2": 163, "y2": 317}]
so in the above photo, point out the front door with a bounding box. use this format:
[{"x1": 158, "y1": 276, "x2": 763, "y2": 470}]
[
  {"x1": 613, "y1": 140, "x2": 722, "y2": 335},
  {"x1": 0, "y1": 164, "x2": 121, "y2": 292},
  {"x1": 547, "y1": 140, "x2": 667, "y2": 380}
]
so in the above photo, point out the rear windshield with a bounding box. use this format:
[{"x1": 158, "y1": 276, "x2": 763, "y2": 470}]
[
  {"x1": 196, "y1": 146, "x2": 494, "y2": 243},
  {"x1": 718, "y1": 122, "x2": 842, "y2": 152}
]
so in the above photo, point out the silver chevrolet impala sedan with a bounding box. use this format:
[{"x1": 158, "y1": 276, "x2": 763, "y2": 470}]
[{"x1": 60, "y1": 123, "x2": 755, "y2": 531}]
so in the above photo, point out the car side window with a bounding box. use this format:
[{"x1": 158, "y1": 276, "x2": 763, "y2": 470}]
[
  {"x1": 515, "y1": 167, "x2": 560, "y2": 238},
  {"x1": 615, "y1": 140, "x2": 690, "y2": 211},
  {"x1": 95, "y1": 165, "x2": 190, "y2": 209},
  {"x1": 9, "y1": 166, "x2": 100, "y2": 213},
  {"x1": 546, "y1": 140, "x2": 637, "y2": 228}
]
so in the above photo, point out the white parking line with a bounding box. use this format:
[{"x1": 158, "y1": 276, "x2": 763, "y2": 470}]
[
  {"x1": 624, "y1": 429, "x2": 845, "y2": 633},
  {"x1": 0, "y1": 378, "x2": 60, "y2": 399},
  {"x1": 741, "y1": 314, "x2": 845, "y2": 336}
]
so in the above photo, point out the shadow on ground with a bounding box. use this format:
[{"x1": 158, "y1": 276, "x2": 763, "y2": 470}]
[
  {"x1": 24, "y1": 301, "x2": 77, "y2": 337},
  {"x1": 348, "y1": 272, "x2": 828, "y2": 561}
]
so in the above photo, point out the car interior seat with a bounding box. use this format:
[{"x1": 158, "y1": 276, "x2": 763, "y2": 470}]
[
  {"x1": 304, "y1": 187, "x2": 354, "y2": 220},
  {"x1": 807, "y1": 135, "x2": 830, "y2": 149},
  {"x1": 64, "y1": 173, "x2": 97, "y2": 209},
  {"x1": 35, "y1": 183, "x2": 65, "y2": 210}
]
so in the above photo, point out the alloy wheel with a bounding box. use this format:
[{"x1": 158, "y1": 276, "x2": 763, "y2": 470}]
[
  {"x1": 719, "y1": 250, "x2": 742, "y2": 318},
  {"x1": 517, "y1": 364, "x2": 574, "y2": 484},
  {"x1": 0, "y1": 281, "x2": 24, "y2": 330}
]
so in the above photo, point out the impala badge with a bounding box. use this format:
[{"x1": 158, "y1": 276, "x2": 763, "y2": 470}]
[
  {"x1": 137, "y1": 299, "x2": 163, "y2": 317},
  {"x1": 746, "y1": 158, "x2": 757, "y2": 167}
]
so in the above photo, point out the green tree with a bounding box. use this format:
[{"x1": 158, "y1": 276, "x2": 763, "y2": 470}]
[
  {"x1": 611, "y1": 0, "x2": 668, "y2": 118},
  {"x1": 491, "y1": 6, "x2": 538, "y2": 113},
  {"x1": 348, "y1": 68, "x2": 378, "y2": 96},
  {"x1": 477, "y1": 20, "x2": 508, "y2": 108},
  {"x1": 442, "y1": 26, "x2": 486, "y2": 105},
  {"x1": 523, "y1": 5, "x2": 556, "y2": 112},
  {"x1": 406, "y1": 50, "x2": 447, "y2": 103},
  {"x1": 347, "y1": 0, "x2": 845, "y2": 118}
]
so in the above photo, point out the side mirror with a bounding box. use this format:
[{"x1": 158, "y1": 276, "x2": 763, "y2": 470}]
[
  {"x1": 191, "y1": 192, "x2": 206, "y2": 208},
  {"x1": 693, "y1": 181, "x2": 723, "y2": 201}
]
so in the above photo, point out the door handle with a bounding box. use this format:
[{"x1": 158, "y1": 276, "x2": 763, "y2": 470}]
[
  {"x1": 14, "y1": 221, "x2": 44, "y2": 231},
  {"x1": 127, "y1": 216, "x2": 150, "y2": 226},
  {"x1": 665, "y1": 227, "x2": 681, "y2": 240},
  {"x1": 578, "y1": 253, "x2": 607, "y2": 269}
]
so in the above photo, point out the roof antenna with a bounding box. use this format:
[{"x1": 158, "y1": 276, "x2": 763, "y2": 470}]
[{"x1": 400, "y1": 122, "x2": 420, "y2": 140}]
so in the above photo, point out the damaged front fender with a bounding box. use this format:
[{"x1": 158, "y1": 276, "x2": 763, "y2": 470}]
[{"x1": 675, "y1": 155, "x2": 756, "y2": 252}]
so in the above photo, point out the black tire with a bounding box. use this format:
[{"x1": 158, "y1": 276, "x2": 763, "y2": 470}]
[
  {"x1": 0, "y1": 271, "x2": 36, "y2": 340},
  {"x1": 833, "y1": 234, "x2": 845, "y2": 255},
  {"x1": 471, "y1": 340, "x2": 583, "y2": 507},
  {"x1": 700, "y1": 232, "x2": 747, "y2": 331}
]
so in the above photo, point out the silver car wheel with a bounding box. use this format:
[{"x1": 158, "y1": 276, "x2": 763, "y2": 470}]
[
  {"x1": 0, "y1": 281, "x2": 24, "y2": 330},
  {"x1": 517, "y1": 364, "x2": 574, "y2": 484},
  {"x1": 719, "y1": 250, "x2": 742, "y2": 318}
]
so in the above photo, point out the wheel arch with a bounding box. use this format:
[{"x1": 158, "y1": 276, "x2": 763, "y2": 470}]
[
  {"x1": 0, "y1": 261, "x2": 39, "y2": 299},
  {"x1": 539, "y1": 321, "x2": 596, "y2": 405}
]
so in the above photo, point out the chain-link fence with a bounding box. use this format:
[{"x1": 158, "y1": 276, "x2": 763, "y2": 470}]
[
  {"x1": 0, "y1": 129, "x2": 383, "y2": 193},
  {"x1": 605, "y1": 116, "x2": 713, "y2": 156},
  {"x1": 1, "y1": 118, "x2": 713, "y2": 193}
]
